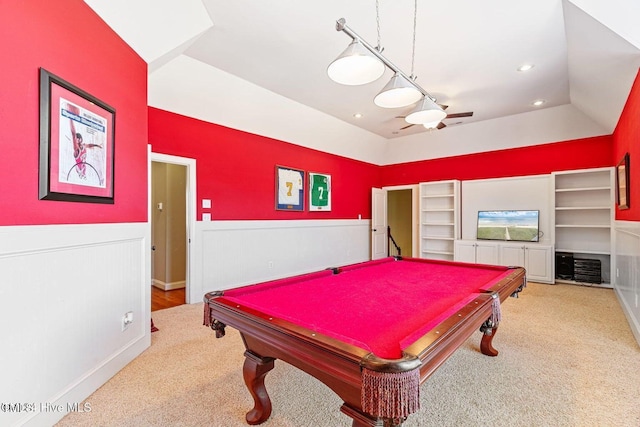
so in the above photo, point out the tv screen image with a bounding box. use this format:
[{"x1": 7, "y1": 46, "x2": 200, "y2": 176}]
[{"x1": 477, "y1": 210, "x2": 539, "y2": 242}]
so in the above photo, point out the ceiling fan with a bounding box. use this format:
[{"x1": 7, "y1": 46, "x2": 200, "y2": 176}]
[{"x1": 397, "y1": 106, "x2": 473, "y2": 131}]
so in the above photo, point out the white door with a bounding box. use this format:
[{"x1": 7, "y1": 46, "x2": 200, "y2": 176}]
[{"x1": 371, "y1": 188, "x2": 388, "y2": 260}]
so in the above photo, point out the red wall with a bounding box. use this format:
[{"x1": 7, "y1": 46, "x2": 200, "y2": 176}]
[
  {"x1": 613, "y1": 69, "x2": 640, "y2": 221},
  {"x1": 148, "y1": 108, "x2": 381, "y2": 220},
  {"x1": 380, "y1": 136, "x2": 613, "y2": 186},
  {"x1": 0, "y1": 0, "x2": 148, "y2": 225}
]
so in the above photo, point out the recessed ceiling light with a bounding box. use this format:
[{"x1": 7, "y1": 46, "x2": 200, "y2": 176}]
[
  {"x1": 531, "y1": 99, "x2": 546, "y2": 107},
  {"x1": 353, "y1": 113, "x2": 363, "y2": 118},
  {"x1": 518, "y1": 64, "x2": 534, "y2": 72}
]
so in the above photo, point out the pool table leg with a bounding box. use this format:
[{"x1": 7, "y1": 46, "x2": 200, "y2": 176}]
[
  {"x1": 480, "y1": 322, "x2": 499, "y2": 357},
  {"x1": 341, "y1": 403, "x2": 406, "y2": 427},
  {"x1": 243, "y1": 350, "x2": 275, "y2": 425}
]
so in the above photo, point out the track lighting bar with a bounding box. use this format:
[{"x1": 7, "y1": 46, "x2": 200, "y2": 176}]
[{"x1": 334, "y1": 18, "x2": 437, "y2": 103}]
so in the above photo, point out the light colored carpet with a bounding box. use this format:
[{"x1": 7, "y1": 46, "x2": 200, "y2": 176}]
[{"x1": 57, "y1": 282, "x2": 640, "y2": 427}]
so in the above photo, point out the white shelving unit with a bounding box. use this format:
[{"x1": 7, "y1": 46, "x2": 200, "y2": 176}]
[
  {"x1": 419, "y1": 180, "x2": 460, "y2": 261},
  {"x1": 552, "y1": 167, "x2": 615, "y2": 287}
]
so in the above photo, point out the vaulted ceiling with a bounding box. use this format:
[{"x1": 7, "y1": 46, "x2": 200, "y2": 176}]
[{"x1": 85, "y1": 0, "x2": 640, "y2": 164}]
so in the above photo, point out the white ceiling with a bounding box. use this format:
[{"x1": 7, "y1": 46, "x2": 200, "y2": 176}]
[{"x1": 84, "y1": 0, "x2": 640, "y2": 162}]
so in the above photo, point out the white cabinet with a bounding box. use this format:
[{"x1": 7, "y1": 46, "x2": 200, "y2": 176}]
[
  {"x1": 419, "y1": 180, "x2": 460, "y2": 261},
  {"x1": 454, "y1": 240, "x2": 499, "y2": 265},
  {"x1": 455, "y1": 240, "x2": 553, "y2": 283},
  {"x1": 552, "y1": 168, "x2": 614, "y2": 287},
  {"x1": 499, "y1": 243, "x2": 553, "y2": 283}
]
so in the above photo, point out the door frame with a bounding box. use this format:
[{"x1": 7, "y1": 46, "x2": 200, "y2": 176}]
[
  {"x1": 382, "y1": 184, "x2": 419, "y2": 257},
  {"x1": 149, "y1": 150, "x2": 197, "y2": 303},
  {"x1": 371, "y1": 187, "x2": 388, "y2": 260}
]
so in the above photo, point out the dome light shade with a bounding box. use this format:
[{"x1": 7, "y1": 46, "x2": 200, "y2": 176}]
[
  {"x1": 405, "y1": 96, "x2": 447, "y2": 124},
  {"x1": 327, "y1": 40, "x2": 385, "y2": 86},
  {"x1": 373, "y1": 73, "x2": 422, "y2": 108}
]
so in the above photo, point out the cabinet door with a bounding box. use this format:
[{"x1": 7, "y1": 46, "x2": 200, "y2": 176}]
[
  {"x1": 454, "y1": 241, "x2": 477, "y2": 263},
  {"x1": 500, "y1": 244, "x2": 526, "y2": 268},
  {"x1": 475, "y1": 242, "x2": 499, "y2": 265},
  {"x1": 525, "y1": 245, "x2": 553, "y2": 283}
]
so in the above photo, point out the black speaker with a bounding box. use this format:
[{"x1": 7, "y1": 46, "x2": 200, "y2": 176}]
[{"x1": 555, "y1": 252, "x2": 574, "y2": 280}]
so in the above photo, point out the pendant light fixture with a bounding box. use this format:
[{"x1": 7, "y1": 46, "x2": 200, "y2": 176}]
[
  {"x1": 373, "y1": 72, "x2": 422, "y2": 108},
  {"x1": 328, "y1": 1, "x2": 446, "y2": 126},
  {"x1": 327, "y1": 39, "x2": 385, "y2": 86}
]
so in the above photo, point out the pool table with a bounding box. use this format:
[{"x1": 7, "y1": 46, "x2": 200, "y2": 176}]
[{"x1": 203, "y1": 256, "x2": 526, "y2": 427}]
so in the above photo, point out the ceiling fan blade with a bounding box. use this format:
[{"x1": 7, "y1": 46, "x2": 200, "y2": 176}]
[
  {"x1": 437, "y1": 122, "x2": 447, "y2": 129},
  {"x1": 445, "y1": 111, "x2": 473, "y2": 119},
  {"x1": 400, "y1": 123, "x2": 415, "y2": 130},
  {"x1": 439, "y1": 104, "x2": 449, "y2": 110}
]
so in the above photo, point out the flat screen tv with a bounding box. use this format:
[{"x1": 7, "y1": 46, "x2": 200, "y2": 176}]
[{"x1": 477, "y1": 210, "x2": 540, "y2": 242}]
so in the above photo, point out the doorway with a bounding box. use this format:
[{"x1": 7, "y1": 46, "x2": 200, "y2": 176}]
[
  {"x1": 149, "y1": 152, "x2": 196, "y2": 311},
  {"x1": 387, "y1": 189, "x2": 413, "y2": 257},
  {"x1": 371, "y1": 185, "x2": 419, "y2": 259}
]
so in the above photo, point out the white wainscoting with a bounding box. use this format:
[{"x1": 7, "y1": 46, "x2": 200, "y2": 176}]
[
  {"x1": 615, "y1": 221, "x2": 640, "y2": 346},
  {"x1": 0, "y1": 222, "x2": 150, "y2": 427},
  {"x1": 192, "y1": 219, "x2": 371, "y2": 302}
]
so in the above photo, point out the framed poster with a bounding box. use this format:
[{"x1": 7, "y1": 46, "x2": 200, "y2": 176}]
[
  {"x1": 39, "y1": 68, "x2": 115, "y2": 203},
  {"x1": 309, "y1": 172, "x2": 331, "y2": 211},
  {"x1": 276, "y1": 166, "x2": 304, "y2": 211},
  {"x1": 616, "y1": 152, "x2": 630, "y2": 210}
]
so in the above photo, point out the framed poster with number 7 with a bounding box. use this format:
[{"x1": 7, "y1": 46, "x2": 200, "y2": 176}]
[
  {"x1": 276, "y1": 166, "x2": 304, "y2": 211},
  {"x1": 309, "y1": 172, "x2": 331, "y2": 211}
]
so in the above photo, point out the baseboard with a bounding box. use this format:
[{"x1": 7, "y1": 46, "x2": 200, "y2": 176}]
[
  {"x1": 21, "y1": 333, "x2": 150, "y2": 427},
  {"x1": 152, "y1": 279, "x2": 186, "y2": 291},
  {"x1": 615, "y1": 286, "x2": 640, "y2": 348}
]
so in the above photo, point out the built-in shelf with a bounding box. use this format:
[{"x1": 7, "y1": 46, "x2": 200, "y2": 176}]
[
  {"x1": 552, "y1": 167, "x2": 614, "y2": 287},
  {"x1": 556, "y1": 224, "x2": 611, "y2": 228},
  {"x1": 555, "y1": 186, "x2": 610, "y2": 192},
  {"x1": 419, "y1": 180, "x2": 460, "y2": 262}
]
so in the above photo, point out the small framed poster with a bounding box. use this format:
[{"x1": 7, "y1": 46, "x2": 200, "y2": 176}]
[
  {"x1": 276, "y1": 166, "x2": 304, "y2": 211},
  {"x1": 309, "y1": 172, "x2": 331, "y2": 211}
]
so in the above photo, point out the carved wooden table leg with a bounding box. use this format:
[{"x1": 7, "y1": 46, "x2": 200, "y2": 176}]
[
  {"x1": 480, "y1": 323, "x2": 499, "y2": 357},
  {"x1": 243, "y1": 350, "x2": 275, "y2": 425}
]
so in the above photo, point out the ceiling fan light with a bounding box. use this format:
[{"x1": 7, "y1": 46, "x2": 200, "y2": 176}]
[
  {"x1": 423, "y1": 121, "x2": 441, "y2": 129},
  {"x1": 373, "y1": 73, "x2": 422, "y2": 108},
  {"x1": 327, "y1": 40, "x2": 385, "y2": 86},
  {"x1": 405, "y1": 96, "x2": 447, "y2": 124}
]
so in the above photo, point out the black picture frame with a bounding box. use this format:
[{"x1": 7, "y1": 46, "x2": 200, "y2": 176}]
[
  {"x1": 39, "y1": 68, "x2": 115, "y2": 203},
  {"x1": 616, "y1": 152, "x2": 630, "y2": 210}
]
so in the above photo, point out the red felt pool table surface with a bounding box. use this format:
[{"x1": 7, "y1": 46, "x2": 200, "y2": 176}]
[
  {"x1": 223, "y1": 257, "x2": 516, "y2": 359},
  {"x1": 204, "y1": 256, "x2": 526, "y2": 426}
]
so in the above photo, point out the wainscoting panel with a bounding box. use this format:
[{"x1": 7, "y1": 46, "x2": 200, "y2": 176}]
[
  {"x1": 0, "y1": 222, "x2": 150, "y2": 427},
  {"x1": 194, "y1": 220, "x2": 371, "y2": 300},
  {"x1": 615, "y1": 221, "x2": 640, "y2": 346}
]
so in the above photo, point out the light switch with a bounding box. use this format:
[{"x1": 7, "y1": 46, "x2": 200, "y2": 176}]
[
  {"x1": 202, "y1": 199, "x2": 211, "y2": 209},
  {"x1": 202, "y1": 213, "x2": 211, "y2": 221}
]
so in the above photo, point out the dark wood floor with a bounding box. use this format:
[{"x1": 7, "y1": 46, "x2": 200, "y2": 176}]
[{"x1": 151, "y1": 286, "x2": 185, "y2": 311}]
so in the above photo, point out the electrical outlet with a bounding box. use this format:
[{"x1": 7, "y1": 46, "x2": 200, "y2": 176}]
[
  {"x1": 122, "y1": 311, "x2": 133, "y2": 331},
  {"x1": 268, "y1": 261, "x2": 274, "y2": 269}
]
